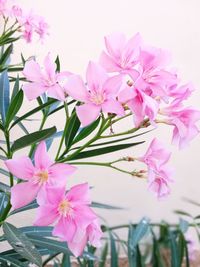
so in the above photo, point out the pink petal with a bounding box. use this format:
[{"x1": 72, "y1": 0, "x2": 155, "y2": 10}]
[
  {"x1": 34, "y1": 141, "x2": 53, "y2": 170},
  {"x1": 118, "y1": 86, "x2": 136, "y2": 103},
  {"x1": 122, "y1": 33, "x2": 141, "y2": 65},
  {"x1": 86, "y1": 61, "x2": 108, "y2": 91},
  {"x1": 34, "y1": 204, "x2": 58, "y2": 226},
  {"x1": 22, "y1": 82, "x2": 47, "y2": 101},
  {"x1": 66, "y1": 183, "x2": 91, "y2": 205},
  {"x1": 99, "y1": 51, "x2": 120, "y2": 72},
  {"x1": 101, "y1": 99, "x2": 124, "y2": 116},
  {"x1": 23, "y1": 60, "x2": 43, "y2": 82},
  {"x1": 68, "y1": 234, "x2": 87, "y2": 257},
  {"x1": 11, "y1": 182, "x2": 39, "y2": 210},
  {"x1": 74, "y1": 206, "x2": 97, "y2": 228},
  {"x1": 47, "y1": 84, "x2": 65, "y2": 101},
  {"x1": 5, "y1": 156, "x2": 34, "y2": 180},
  {"x1": 64, "y1": 75, "x2": 88, "y2": 102},
  {"x1": 76, "y1": 103, "x2": 101, "y2": 127},
  {"x1": 48, "y1": 163, "x2": 76, "y2": 187},
  {"x1": 104, "y1": 32, "x2": 126, "y2": 59},
  {"x1": 103, "y1": 75, "x2": 122, "y2": 95},
  {"x1": 53, "y1": 217, "x2": 76, "y2": 242},
  {"x1": 87, "y1": 220, "x2": 102, "y2": 247},
  {"x1": 43, "y1": 53, "x2": 56, "y2": 81}
]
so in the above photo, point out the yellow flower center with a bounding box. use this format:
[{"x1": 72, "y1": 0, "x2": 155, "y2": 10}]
[
  {"x1": 37, "y1": 171, "x2": 49, "y2": 183},
  {"x1": 58, "y1": 200, "x2": 71, "y2": 216},
  {"x1": 90, "y1": 92, "x2": 105, "y2": 105}
]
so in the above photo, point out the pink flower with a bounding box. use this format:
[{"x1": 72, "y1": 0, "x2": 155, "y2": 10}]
[
  {"x1": 0, "y1": 0, "x2": 8, "y2": 15},
  {"x1": 5, "y1": 142, "x2": 76, "y2": 210},
  {"x1": 140, "y1": 138, "x2": 171, "y2": 168},
  {"x1": 35, "y1": 16, "x2": 49, "y2": 40},
  {"x1": 65, "y1": 61, "x2": 124, "y2": 126},
  {"x1": 148, "y1": 164, "x2": 173, "y2": 199},
  {"x1": 118, "y1": 85, "x2": 158, "y2": 127},
  {"x1": 136, "y1": 47, "x2": 177, "y2": 101},
  {"x1": 161, "y1": 103, "x2": 200, "y2": 148},
  {"x1": 34, "y1": 183, "x2": 102, "y2": 257},
  {"x1": 99, "y1": 32, "x2": 141, "y2": 80},
  {"x1": 168, "y1": 83, "x2": 194, "y2": 103},
  {"x1": 140, "y1": 138, "x2": 173, "y2": 198},
  {"x1": 23, "y1": 54, "x2": 69, "y2": 101}
]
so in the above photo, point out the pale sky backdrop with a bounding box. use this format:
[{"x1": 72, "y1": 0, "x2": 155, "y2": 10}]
[{"x1": 1, "y1": 0, "x2": 200, "y2": 231}]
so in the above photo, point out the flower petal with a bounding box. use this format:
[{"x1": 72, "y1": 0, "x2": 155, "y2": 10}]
[
  {"x1": 101, "y1": 99, "x2": 124, "y2": 116},
  {"x1": 99, "y1": 51, "x2": 120, "y2": 72},
  {"x1": 66, "y1": 183, "x2": 91, "y2": 205},
  {"x1": 64, "y1": 74, "x2": 88, "y2": 102},
  {"x1": 11, "y1": 182, "x2": 39, "y2": 210},
  {"x1": 47, "y1": 84, "x2": 65, "y2": 101},
  {"x1": 86, "y1": 61, "x2": 108, "y2": 91},
  {"x1": 23, "y1": 60, "x2": 43, "y2": 82},
  {"x1": 104, "y1": 32, "x2": 126, "y2": 59},
  {"x1": 53, "y1": 217, "x2": 76, "y2": 242},
  {"x1": 5, "y1": 156, "x2": 34, "y2": 180},
  {"x1": 76, "y1": 103, "x2": 101, "y2": 127},
  {"x1": 34, "y1": 141, "x2": 53, "y2": 170},
  {"x1": 48, "y1": 163, "x2": 76, "y2": 187},
  {"x1": 34, "y1": 204, "x2": 58, "y2": 226},
  {"x1": 43, "y1": 53, "x2": 56, "y2": 81},
  {"x1": 22, "y1": 82, "x2": 47, "y2": 101},
  {"x1": 103, "y1": 75, "x2": 122, "y2": 95}
]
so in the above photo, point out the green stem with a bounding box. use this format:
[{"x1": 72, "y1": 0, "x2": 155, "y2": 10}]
[{"x1": 55, "y1": 102, "x2": 69, "y2": 160}]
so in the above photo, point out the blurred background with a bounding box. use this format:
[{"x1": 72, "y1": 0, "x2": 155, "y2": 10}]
[{"x1": 2, "y1": 0, "x2": 200, "y2": 229}]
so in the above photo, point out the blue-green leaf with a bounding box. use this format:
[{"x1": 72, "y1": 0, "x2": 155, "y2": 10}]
[{"x1": 0, "y1": 71, "x2": 10, "y2": 123}]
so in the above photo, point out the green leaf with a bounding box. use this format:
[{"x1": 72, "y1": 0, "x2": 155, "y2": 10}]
[
  {"x1": 131, "y1": 217, "x2": 149, "y2": 247},
  {"x1": 0, "y1": 255, "x2": 26, "y2": 267},
  {"x1": 55, "y1": 56, "x2": 60, "y2": 72},
  {"x1": 91, "y1": 201, "x2": 123, "y2": 210},
  {"x1": 169, "y1": 231, "x2": 179, "y2": 267},
  {"x1": 0, "y1": 182, "x2": 10, "y2": 193},
  {"x1": 10, "y1": 98, "x2": 57, "y2": 129},
  {"x1": 0, "y1": 168, "x2": 10, "y2": 177},
  {"x1": 109, "y1": 232, "x2": 118, "y2": 267},
  {"x1": 67, "y1": 141, "x2": 144, "y2": 160},
  {"x1": 73, "y1": 117, "x2": 100, "y2": 144},
  {"x1": 151, "y1": 237, "x2": 164, "y2": 267},
  {"x1": 3, "y1": 222, "x2": 42, "y2": 267},
  {"x1": 99, "y1": 242, "x2": 108, "y2": 267},
  {"x1": 128, "y1": 224, "x2": 136, "y2": 267},
  {"x1": 0, "y1": 192, "x2": 9, "y2": 215},
  {"x1": 10, "y1": 200, "x2": 38, "y2": 215},
  {"x1": 65, "y1": 111, "x2": 81, "y2": 151},
  {"x1": 11, "y1": 75, "x2": 19, "y2": 101},
  {"x1": 0, "y1": 71, "x2": 10, "y2": 124},
  {"x1": 0, "y1": 44, "x2": 13, "y2": 66},
  {"x1": 61, "y1": 254, "x2": 71, "y2": 267},
  {"x1": 11, "y1": 126, "x2": 57, "y2": 152},
  {"x1": 5, "y1": 90, "x2": 23, "y2": 128},
  {"x1": 179, "y1": 218, "x2": 189, "y2": 234},
  {"x1": 174, "y1": 210, "x2": 193, "y2": 218}
]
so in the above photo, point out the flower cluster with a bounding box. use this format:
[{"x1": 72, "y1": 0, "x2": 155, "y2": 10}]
[
  {"x1": 0, "y1": 0, "x2": 48, "y2": 42},
  {"x1": 22, "y1": 32, "x2": 200, "y2": 148},
  {"x1": 21, "y1": 32, "x2": 200, "y2": 200},
  {"x1": 5, "y1": 142, "x2": 102, "y2": 256}
]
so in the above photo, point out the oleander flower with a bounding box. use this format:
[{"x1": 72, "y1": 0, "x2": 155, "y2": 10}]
[
  {"x1": 118, "y1": 85, "x2": 158, "y2": 127},
  {"x1": 140, "y1": 138, "x2": 173, "y2": 198},
  {"x1": 99, "y1": 32, "x2": 141, "y2": 80},
  {"x1": 5, "y1": 141, "x2": 76, "y2": 209},
  {"x1": 160, "y1": 103, "x2": 200, "y2": 148},
  {"x1": 148, "y1": 164, "x2": 173, "y2": 199},
  {"x1": 65, "y1": 61, "x2": 124, "y2": 126},
  {"x1": 23, "y1": 54, "x2": 69, "y2": 100},
  {"x1": 34, "y1": 183, "x2": 102, "y2": 257},
  {"x1": 140, "y1": 138, "x2": 171, "y2": 168},
  {"x1": 136, "y1": 47, "x2": 177, "y2": 101}
]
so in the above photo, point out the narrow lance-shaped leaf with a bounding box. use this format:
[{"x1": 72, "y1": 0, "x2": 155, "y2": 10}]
[
  {"x1": 109, "y1": 232, "x2": 118, "y2": 267},
  {"x1": 65, "y1": 111, "x2": 81, "y2": 151},
  {"x1": 0, "y1": 71, "x2": 10, "y2": 123},
  {"x1": 72, "y1": 117, "x2": 100, "y2": 144},
  {"x1": 11, "y1": 126, "x2": 57, "y2": 152},
  {"x1": 0, "y1": 44, "x2": 13, "y2": 66},
  {"x1": 67, "y1": 141, "x2": 144, "y2": 160},
  {"x1": 3, "y1": 222, "x2": 42, "y2": 267},
  {"x1": 5, "y1": 90, "x2": 23, "y2": 128}
]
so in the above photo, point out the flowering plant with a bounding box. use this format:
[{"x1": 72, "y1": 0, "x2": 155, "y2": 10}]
[{"x1": 0, "y1": 1, "x2": 200, "y2": 266}]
